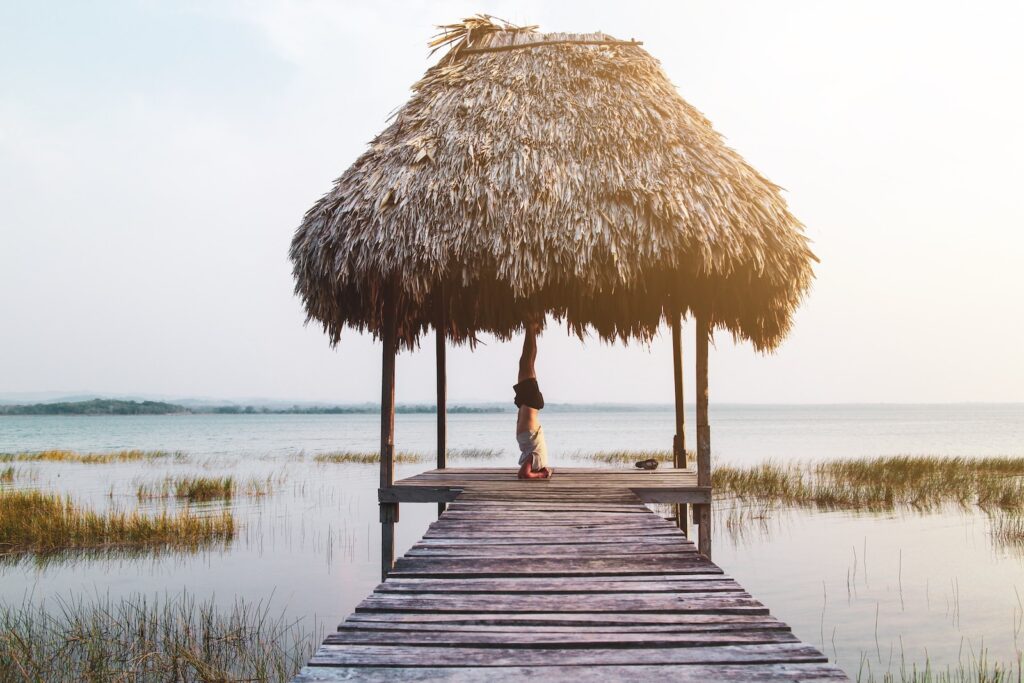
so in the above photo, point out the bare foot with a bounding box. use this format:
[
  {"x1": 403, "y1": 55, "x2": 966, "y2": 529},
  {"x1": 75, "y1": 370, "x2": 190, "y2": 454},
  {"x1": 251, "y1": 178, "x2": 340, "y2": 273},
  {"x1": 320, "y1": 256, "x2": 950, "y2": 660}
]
[{"x1": 518, "y1": 461, "x2": 550, "y2": 479}]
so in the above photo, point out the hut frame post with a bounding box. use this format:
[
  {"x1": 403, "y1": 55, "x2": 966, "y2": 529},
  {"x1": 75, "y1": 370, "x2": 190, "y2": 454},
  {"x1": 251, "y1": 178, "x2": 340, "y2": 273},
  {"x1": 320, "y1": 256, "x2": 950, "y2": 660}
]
[
  {"x1": 379, "y1": 288, "x2": 399, "y2": 580},
  {"x1": 435, "y1": 288, "x2": 448, "y2": 516},
  {"x1": 695, "y1": 315, "x2": 712, "y2": 559},
  {"x1": 671, "y1": 314, "x2": 688, "y2": 534}
]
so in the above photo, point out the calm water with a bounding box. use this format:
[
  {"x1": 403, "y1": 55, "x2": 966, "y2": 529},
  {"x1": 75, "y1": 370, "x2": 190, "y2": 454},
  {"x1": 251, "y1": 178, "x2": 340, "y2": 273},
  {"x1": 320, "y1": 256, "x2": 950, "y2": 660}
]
[{"x1": 1, "y1": 404, "x2": 1023, "y2": 678}]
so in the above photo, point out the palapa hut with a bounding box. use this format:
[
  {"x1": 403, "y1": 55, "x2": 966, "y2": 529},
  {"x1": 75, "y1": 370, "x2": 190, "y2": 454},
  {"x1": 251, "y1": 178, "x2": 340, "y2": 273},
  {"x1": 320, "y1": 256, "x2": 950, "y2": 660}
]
[{"x1": 289, "y1": 15, "x2": 816, "y2": 558}]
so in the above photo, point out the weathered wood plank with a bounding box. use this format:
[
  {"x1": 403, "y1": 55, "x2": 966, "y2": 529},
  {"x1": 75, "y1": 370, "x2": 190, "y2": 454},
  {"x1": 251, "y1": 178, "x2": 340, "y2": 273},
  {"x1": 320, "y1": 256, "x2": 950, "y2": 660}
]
[
  {"x1": 294, "y1": 663, "x2": 849, "y2": 681},
  {"x1": 405, "y1": 544, "x2": 697, "y2": 558},
  {"x1": 325, "y1": 628, "x2": 798, "y2": 648},
  {"x1": 374, "y1": 578, "x2": 740, "y2": 594},
  {"x1": 308, "y1": 642, "x2": 830, "y2": 666},
  {"x1": 342, "y1": 612, "x2": 788, "y2": 628},
  {"x1": 355, "y1": 593, "x2": 764, "y2": 614},
  {"x1": 390, "y1": 556, "x2": 721, "y2": 577}
]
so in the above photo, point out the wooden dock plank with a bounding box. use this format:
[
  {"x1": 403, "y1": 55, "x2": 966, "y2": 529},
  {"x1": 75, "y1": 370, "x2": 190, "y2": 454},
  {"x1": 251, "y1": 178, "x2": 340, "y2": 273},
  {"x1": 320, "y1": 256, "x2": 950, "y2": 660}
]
[
  {"x1": 294, "y1": 663, "x2": 849, "y2": 681},
  {"x1": 293, "y1": 468, "x2": 848, "y2": 681},
  {"x1": 307, "y1": 642, "x2": 830, "y2": 666}
]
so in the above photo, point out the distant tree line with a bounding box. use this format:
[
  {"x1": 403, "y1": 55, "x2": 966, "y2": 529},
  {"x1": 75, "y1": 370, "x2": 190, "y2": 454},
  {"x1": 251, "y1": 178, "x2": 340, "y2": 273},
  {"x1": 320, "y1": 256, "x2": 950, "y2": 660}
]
[
  {"x1": 0, "y1": 399, "x2": 510, "y2": 416},
  {"x1": 0, "y1": 399, "x2": 190, "y2": 416}
]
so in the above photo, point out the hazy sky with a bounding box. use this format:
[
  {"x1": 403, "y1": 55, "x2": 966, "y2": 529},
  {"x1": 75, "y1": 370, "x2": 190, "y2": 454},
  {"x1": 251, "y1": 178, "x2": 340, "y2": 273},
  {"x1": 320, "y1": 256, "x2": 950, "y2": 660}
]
[{"x1": 2, "y1": 1, "x2": 1022, "y2": 404}]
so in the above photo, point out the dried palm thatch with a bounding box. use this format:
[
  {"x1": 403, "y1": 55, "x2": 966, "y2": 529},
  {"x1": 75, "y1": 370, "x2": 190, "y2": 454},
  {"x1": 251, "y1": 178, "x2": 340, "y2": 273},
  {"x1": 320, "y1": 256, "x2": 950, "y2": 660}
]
[{"x1": 290, "y1": 15, "x2": 817, "y2": 352}]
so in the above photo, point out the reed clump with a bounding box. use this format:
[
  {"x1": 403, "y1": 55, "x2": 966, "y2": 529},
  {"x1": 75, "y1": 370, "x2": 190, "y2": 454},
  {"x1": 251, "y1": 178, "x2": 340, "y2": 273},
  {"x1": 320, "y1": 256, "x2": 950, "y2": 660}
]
[
  {"x1": 0, "y1": 592, "x2": 317, "y2": 682},
  {"x1": 0, "y1": 466, "x2": 13, "y2": 484},
  {"x1": 0, "y1": 489, "x2": 234, "y2": 556},
  {"x1": 136, "y1": 476, "x2": 235, "y2": 503},
  {"x1": 0, "y1": 449, "x2": 177, "y2": 464},
  {"x1": 314, "y1": 451, "x2": 424, "y2": 464}
]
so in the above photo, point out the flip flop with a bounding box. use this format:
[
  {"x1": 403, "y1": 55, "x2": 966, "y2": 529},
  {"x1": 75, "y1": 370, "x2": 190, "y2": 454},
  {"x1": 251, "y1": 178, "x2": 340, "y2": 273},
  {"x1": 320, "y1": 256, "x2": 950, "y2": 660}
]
[{"x1": 635, "y1": 458, "x2": 659, "y2": 470}]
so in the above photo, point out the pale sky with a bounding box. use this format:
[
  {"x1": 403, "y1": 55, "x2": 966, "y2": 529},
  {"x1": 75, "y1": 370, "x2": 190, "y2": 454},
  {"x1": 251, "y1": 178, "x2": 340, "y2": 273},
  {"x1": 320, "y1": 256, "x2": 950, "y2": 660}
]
[{"x1": 1, "y1": 1, "x2": 1022, "y2": 405}]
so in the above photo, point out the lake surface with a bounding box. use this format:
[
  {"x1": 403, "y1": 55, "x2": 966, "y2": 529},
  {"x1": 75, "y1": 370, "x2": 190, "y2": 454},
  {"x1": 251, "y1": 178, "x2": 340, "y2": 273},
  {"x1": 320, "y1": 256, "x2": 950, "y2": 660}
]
[{"x1": 1, "y1": 404, "x2": 1023, "y2": 678}]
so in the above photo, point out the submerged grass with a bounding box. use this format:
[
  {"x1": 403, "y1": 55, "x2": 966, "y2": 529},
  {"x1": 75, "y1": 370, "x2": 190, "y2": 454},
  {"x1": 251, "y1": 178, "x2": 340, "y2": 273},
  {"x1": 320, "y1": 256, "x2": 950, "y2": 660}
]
[
  {"x1": 0, "y1": 449, "x2": 179, "y2": 464},
  {"x1": 136, "y1": 476, "x2": 235, "y2": 503},
  {"x1": 581, "y1": 449, "x2": 678, "y2": 465},
  {"x1": 314, "y1": 450, "x2": 425, "y2": 464},
  {"x1": 0, "y1": 592, "x2": 318, "y2": 682},
  {"x1": 857, "y1": 650, "x2": 1023, "y2": 682},
  {"x1": 135, "y1": 473, "x2": 286, "y2": 501},
  {"x1": 713, "y1": 455, "x2": 1024, "y2": 513},
  {"x1": 0, "y1": 489, "x2": 234, "y2": 557}
]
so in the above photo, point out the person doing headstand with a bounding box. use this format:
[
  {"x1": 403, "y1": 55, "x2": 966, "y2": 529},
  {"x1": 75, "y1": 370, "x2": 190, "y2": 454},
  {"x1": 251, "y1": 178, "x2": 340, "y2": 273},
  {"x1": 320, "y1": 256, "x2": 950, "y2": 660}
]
[{"x1": 513, "y1": 323, "x2": 552, "y2": 479}]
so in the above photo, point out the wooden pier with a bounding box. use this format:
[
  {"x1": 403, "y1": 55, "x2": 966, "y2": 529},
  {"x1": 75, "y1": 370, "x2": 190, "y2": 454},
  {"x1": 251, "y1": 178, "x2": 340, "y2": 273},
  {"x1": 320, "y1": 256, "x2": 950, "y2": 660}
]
[{"x1": 293, "y1": 471, "x2": 848, "y2": 681}]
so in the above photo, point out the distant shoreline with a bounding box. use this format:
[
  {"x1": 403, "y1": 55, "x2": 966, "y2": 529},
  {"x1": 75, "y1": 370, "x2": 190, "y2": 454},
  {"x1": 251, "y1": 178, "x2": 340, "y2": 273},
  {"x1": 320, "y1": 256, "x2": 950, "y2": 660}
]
[{"x1": 0, "y1": 399, "x2": 510, "y2": 416}]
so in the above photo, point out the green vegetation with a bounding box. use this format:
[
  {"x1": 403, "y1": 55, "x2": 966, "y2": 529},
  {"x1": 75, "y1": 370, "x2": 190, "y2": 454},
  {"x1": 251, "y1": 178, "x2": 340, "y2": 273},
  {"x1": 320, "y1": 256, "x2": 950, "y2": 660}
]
[
  {"x1": 581, "y1": 450, "x2": 677, "y2": 465},
  {"x1": 136, "y1": 476, "x2": 235, "y2": 503},
  {"x1": 856, "y1": 651, "x2": 1022, "y2": 682},
  {"x1": 134, "y1": 474, "x2": 285, "y2": 501},
  {"x1": 714, "y1": 456, "x2": 1024, "y2": 512},
  {"x1": 0, "y1": 592, "x2": 317, "y2": 682},
  {"x1": 0, "y1": 489, "x2": 234, "y2": 557},
  {"x1": 0, "y1": 397, "x2": 509, "y2": 416},
  {"x1": 0, "y1": 399, "x2": 190, "y2": 416},
  {"x1": 313, "y1": 450, "x2": 425, "y2": 464},
  {"x1": 449, "y1": 447, "x2": 504, "y2": 459},
  {"x1": 0, "y1": 449, "x2": 175, "y2": 464}
]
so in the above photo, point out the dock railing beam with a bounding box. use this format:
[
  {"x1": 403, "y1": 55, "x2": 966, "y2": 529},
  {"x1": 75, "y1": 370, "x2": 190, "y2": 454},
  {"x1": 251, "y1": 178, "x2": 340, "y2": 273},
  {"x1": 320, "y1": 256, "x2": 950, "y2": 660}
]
[
  {"x1": 435, "y1": 288, "x2": 448, "y2": 516},
  {"x1": 380, "y1": 286, "x2": 399, "y2": 580},
  {"x1": 695, "y1": 314, "x2": 712, "y2": 559},
  {"x1": 670, "y1": 313, "x2": 688, "y2": 534}
]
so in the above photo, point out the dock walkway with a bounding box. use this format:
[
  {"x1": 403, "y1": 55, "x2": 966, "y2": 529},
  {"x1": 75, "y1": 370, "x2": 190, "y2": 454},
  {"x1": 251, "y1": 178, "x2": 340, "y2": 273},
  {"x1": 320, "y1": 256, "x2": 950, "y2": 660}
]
[{"x1": 294, "y1": 469, "x2": 848, "y2": 681}]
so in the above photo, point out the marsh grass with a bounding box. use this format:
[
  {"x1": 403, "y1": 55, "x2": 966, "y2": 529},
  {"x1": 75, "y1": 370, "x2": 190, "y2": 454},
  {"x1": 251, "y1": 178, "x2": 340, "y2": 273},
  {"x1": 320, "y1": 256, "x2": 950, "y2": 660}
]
[
  {"x1": 581, "y1": 449, "x2": 679, "y2": 465},
  {"x1": 0, "y1": 449, "x2": 179, "y2": 464},
  {"x1": 0, "y1": 592, "x2": 317, "y2": 682},
  {"x1": 136, "y1": 476, "x2": 235, "y2": 502},
  {"x1": 991, "y1": 513, "x2": 1024, "y2": 549},
  {"x1": 0, "y1": 466, "x2": 12, "y2": 484},
  {"x1": 0, "y1": 489, "x2": 234, "y2": 557},
  {"x1": 314, "y1": 450, "x2": 425, "y2": 464},
  {"x1": 449, "y1": 447, "x2": 504, "y2": 459},
  {"x1": 857, "y1": 649, "x2": 1023, "y2": 682},
  {"x1": 244, "y1": 472, "x2": 287, "y2": 497},
  {"x1": 712, "y1": 456, "x2": 1024, "y2": 513}
]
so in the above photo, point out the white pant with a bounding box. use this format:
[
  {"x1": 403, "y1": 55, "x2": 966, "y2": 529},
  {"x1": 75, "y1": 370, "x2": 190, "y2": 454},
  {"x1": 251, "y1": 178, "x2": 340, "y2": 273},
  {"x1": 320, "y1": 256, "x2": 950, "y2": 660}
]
[{"x1": 516, "y1": 425, "x2": 549, "y2": 470}]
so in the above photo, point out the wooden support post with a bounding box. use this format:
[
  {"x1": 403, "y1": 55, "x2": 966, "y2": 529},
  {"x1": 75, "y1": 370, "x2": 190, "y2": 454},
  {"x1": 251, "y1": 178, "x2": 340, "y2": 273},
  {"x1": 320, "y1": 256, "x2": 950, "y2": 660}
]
[
  {"x1": 380, "y1": 501, "x2": 398, "y2": 581},
  {"x1": 670, "y1": 314, "x2": 688, "y2": 534},
  {"x1": 380, "y1": 288, "x2": 399, "y2": 579},
  {"x1": 671, "y1": 314, "x2": 687, "y2": 469},
  {"x1": 435, "y1": 289, "x2": 448, "y2": 517},
  {"x1": 695, "y1": 314, "x2": 712, "y2": 559}
]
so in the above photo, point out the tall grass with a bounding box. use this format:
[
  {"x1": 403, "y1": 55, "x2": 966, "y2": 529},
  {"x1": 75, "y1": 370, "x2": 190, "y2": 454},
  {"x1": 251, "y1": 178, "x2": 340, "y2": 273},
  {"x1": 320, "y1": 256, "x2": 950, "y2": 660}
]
[
  {"x1": 135, "y1": 474, "x2": 286, "y2": 501},
  {"x1": 713, "y1": 456, "x2": 1024, "y2": 513},
  {"x1": 0, "y1": 489, "x2": 234, "y2": 557},
  {"x1": 136, "y1": 476, "x2": 235, "y2": 503},
  {"x1": 0, "y1": 449, "x2": 178, "y2": 464},
  {"x1": 0, "y1": 592, "x2": 318, "y2": 682},
  {"x1": 580, "y1": 449, "x2": 679, "y2": 465},
  {"x1": 448, "y1": 447, "x2": 505, "y2": 460},
  {"x1": 856, "y1": 650, "x2": 1023, "y2": 682},
  {"x1": 0, "y1": 466, "x2": 12, "y2": 484},
  {"x1": 313, "y1": 450, "x2": 424, "y2": 464}
]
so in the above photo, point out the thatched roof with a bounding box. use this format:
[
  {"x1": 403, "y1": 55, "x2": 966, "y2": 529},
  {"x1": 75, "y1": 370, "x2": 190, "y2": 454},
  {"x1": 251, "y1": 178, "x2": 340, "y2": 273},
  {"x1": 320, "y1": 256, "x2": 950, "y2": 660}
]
[{"x1": 290, "y1": 15, "x2": 816, "y2": 352}]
